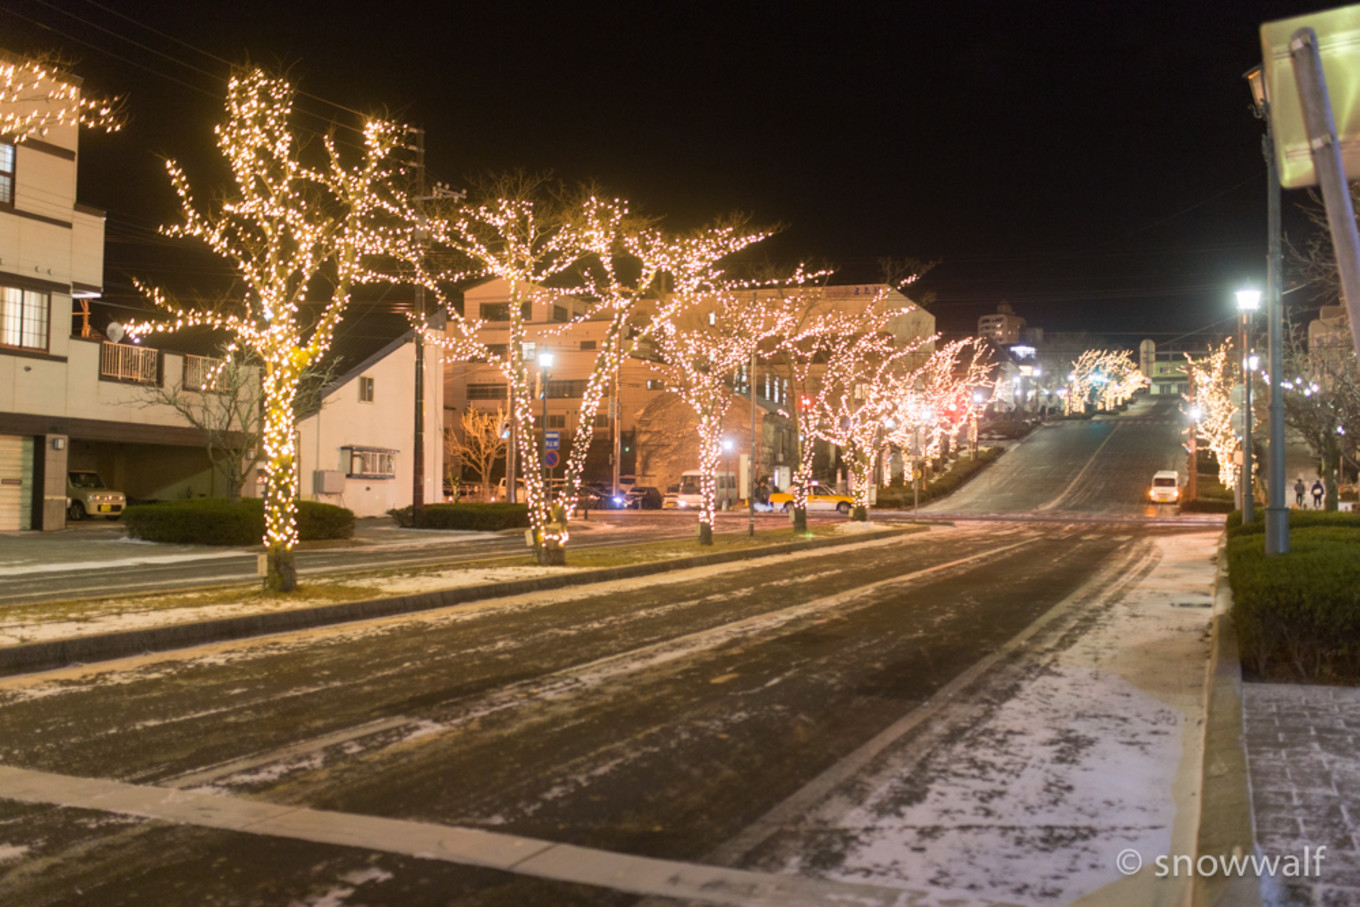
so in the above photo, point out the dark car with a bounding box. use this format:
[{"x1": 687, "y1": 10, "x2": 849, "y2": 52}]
[{"x1": 628, "y1": 486, "x2": 663, "y2": 509}]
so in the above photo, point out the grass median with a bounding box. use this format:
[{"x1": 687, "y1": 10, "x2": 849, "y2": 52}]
[{"x1": 0, "y1": 522, "x2": 923, "y2": 649}]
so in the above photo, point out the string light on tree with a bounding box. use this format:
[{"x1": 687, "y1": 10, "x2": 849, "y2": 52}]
[
  {"x1": 0, "y1": 56, "x2": 123, "y2": 142},
  {"x1": 123, "y1": 69, "x2": 425, "y2": 592}
]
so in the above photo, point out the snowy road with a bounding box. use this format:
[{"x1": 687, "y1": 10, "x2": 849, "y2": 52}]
[{"x1": 0, "y1": 520, "x2": 1217, "y2": 906}]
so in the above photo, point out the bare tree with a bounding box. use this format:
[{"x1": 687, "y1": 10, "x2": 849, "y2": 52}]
[{"x1": 446, "y1": 407, "x2": 507, "y2": 499}]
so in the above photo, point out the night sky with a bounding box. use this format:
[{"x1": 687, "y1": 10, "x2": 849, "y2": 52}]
[{"x1": 0, "y1": 0, "x2": 1343, "y2": 341}]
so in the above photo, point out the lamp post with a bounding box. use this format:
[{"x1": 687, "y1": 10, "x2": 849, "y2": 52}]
[
  {"x1": 1237, "y1": 289, "x2": 1261, "y2": 523},
  {"x1": 1188, "y1": 403, "x2": 1202, "y2": 503},
  {"x1": 1246, "y1": 65, "x2": 1289, "y2": 555},
  {"x1": 538, "y1": 350, "x2": 553, "y2": 496},
  {"x1": 722, "y1": 437, "x2": 734, "y2": 512},
  {"x1": 971, "y1": 391, "x2": 984, "y2": 459}
]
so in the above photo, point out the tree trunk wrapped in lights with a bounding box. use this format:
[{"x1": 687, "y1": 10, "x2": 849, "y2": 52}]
[
  {"x1": 1065, "y1": 349, "x2": 1148, "y2": 414},
  {"x1": 124, "y1": 70, "x2": 425, "y2": 592}
]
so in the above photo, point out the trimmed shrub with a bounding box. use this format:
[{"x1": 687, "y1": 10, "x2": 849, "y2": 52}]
[
  {"x1": 1229, "y1": 526, "x2": 1360, "y2": 682},
  {"x1": 978, "y1": 420, "x2": 1032, "y2": 440},
  {"x1": 387, "y1": 502, "x2": 530, "y2": 532},
  {"x1": 1229, "y1": 508, "x2": 1360, "y2": 537},
  {"x1": 122, "y1": 498, "x2": 354, "y2": 546}
]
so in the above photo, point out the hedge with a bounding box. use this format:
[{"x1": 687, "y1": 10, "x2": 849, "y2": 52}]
[
  {"x1": 1229, "y1": 524, "x2": 1360, "y2": 683},
  {"x1": 122, "y1": 498, "x2": 355, "y2": 546},
  {"x1": 873, "y1": 447, "x2": 1004, "y2": 509},
  {"x1": 387, "y1": 502, "x2": 530, "y2": 532}
]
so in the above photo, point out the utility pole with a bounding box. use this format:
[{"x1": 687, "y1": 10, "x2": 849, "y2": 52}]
[
  {"x1": 748, "y1": 348, "x2": 756, "y2": 537},
  {"x1": 411, "y1": 128, "x2": 426, "y2": 516}
]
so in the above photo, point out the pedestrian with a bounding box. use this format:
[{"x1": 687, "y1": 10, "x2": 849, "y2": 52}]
[
  {"x1": 1312, "y1": 479, "x2": 1325, "y2": 510},
  {"x1": 1295, "y1": 477, "x2": 1306, "y2": 508}
]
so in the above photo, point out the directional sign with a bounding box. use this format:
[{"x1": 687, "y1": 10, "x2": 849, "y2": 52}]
[
  {"x1": 545, "y1": 430, "x2": 560, "y2": 450},
  {"x1": 544, "y1": 449, "x2": 560, "y2": 469}
]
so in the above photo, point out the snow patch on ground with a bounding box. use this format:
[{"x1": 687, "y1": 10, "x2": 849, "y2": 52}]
[
  {"x1": 763, "y1": 531, "x2": 1218, "y2": 904},
  {"x1": 0, "y1": 566, "x2": 580, "y2": 646},
  {"x1": 0, "y1": 843, "x2": 28, "y2": 862}
]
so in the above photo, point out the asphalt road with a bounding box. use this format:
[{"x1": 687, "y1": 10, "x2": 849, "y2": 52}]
[
  {"x1": 929, "y1": 395, "x2": 1188, "y2": 517},
  {"x1": 0, "y1": 394, "x2": 1217, "y2": 905},
  {"x1": 0, "y1": 519, "x2": 1195, "y2": 905}
]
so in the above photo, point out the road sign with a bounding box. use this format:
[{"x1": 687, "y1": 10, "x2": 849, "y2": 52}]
[
  {"x1": 544, "y1": 449, "x2": 560, "y2": 469},
  {"x1": 1261, "y1": 5, "x2": 1360, "y2": 189},
  {"x1": 545, "y1": 431, "x2": 560, "y2": 450}
]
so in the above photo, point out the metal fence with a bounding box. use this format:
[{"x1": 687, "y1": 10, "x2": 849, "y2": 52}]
[
  {"x1": 182, "y1": 354, "x2": 221, "y2": 391},
  {"x1": 99, "y1": 342, "x2": 159, "y2": 385}
]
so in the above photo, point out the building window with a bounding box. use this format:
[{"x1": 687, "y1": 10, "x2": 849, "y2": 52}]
[
  {"x1": 480, "y1": 303, "x2": 510, "y2": 321},
  {"x1": 646, "y1": 379, "x2": 664, "y2": 391},
  {"x1": 343, "y1": 446, "x2": 397, "y2": 479},
  {"x1": 0, "y1": 285, "x2": 48, "y2": 350},
  {"x1": 0, "y1": 143, "x2": 13, "y2": 206},
  {"x1": 545, "y1": 413, "x2": 566, "y2": 429},
  {"x1": 593, "y1": 412, "x2": 609, "y2": 428},
  {"x1": 467, "y1": 383, "x2": 505, "y2": 400},
  {"x1": 358, "y1": 376, "x2": 375, "y2": 402},
  {"x1": 553, "y1": 305, "x2": 569, "y2": 323},
  {"x1": 579, "y1": 340, "x2": 596, "y2": 351},
  {"x1": 546, "y1": 379, "x2": 587, "y2": 399}
]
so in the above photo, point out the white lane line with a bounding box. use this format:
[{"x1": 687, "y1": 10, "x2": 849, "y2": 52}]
[
  {"x1": 0, "y1": 764, "x2": 1026, "y2": 907},
  {"x1": 1036, "y1": 422, "x2": 1121, "y2": 511}
]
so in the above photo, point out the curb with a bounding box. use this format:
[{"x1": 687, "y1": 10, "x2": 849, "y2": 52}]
[
  {"x1": 1191, "y1": 533, "x2": 1260, "y2": 907},
  {"x1": 0, "y1": 528, "x2": 909, "y2": 678}
]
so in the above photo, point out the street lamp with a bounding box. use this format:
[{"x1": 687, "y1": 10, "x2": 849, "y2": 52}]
[
  {"x1": 1245, "y1": 64, "x2": 1288, "y2": 555},
  {"x1": 1237, "y1": 289, "x2": 1260, "y2": 522},
  {"x1": 722, "y1": 437, "x2": 734, "y2": 512}
]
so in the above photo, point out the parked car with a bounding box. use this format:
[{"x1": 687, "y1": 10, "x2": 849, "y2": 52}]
[
  {"x1": 768, "y1": 482, "x2": 854, "y2": 515},
  {"x1": 66, "y1": 470, "x2": 125, "y2": 521},
  {"x1": 1148, "y1": 470, "x2": 1180, "y2": 504},
  {"x1": 629, "y1": 486, "x2": 663, "y2": 509}
]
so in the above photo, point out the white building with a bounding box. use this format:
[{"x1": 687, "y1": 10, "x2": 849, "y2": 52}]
[
  {"x1": 979, "y1": 302, "x2": 1025, "y2": 345},
  {"x1": 0, "y1": 63, "x2": 233, "y2": 530}
]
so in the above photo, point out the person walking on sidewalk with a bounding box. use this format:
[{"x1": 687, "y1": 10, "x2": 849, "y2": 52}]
[
  {"x1": 1295, "y1": 476, "x2": 1307, "y2": 508},
  {"x1": 1312, "y1": 479, "x2": 1325, "y2": 510}
]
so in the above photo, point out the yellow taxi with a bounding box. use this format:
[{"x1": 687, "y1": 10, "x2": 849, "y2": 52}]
[{"x1": 768, "y1": 482, "x2": 854, "y2": 515}]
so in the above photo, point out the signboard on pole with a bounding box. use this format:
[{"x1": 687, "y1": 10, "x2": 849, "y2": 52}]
[
  {"x1": 544, "y1": 449, "x2": 560, "y2": 469},
  {"x1": 1261, "y1": 5, "x2": 1360, "y2": 188},
  {"x1": 545, "y1": 431, "x2": 560, "y2": 450}
]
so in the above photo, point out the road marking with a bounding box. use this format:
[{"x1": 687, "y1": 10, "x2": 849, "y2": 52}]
[{"x1": 0, "y1": 764, "x2": 1026, "y2": 907}]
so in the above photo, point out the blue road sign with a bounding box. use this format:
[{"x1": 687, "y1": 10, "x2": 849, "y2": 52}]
[{"x1": 545, "y1": 431, "x2": 560, "y2": 450}]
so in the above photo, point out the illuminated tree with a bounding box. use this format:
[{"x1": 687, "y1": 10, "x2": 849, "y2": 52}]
[
  {"x1": 1065, "y1": 349, "x2": 1146, "y2": 414},
  {"x1": 890, "y1": 338, "x2": 994, "y2": 466},
  {"x1": 803, "y1": 321, "x2": 929, "y2": 520},
  {"x1": 446, "y1": 406, "x2": 508, "y2": 500},
  {"x1": 1185, "y1": 342, "x2": 1242, "y2": 490},
  {"x1": 1279, "y1": 317, "x2": 1360, "y2": 509},
  {"x1": 765, "y1": 270, "x2": 930, "y2": 530},
  {"x1": 125, "y1": 69, "x2": 424, "y2": 592},
  {"x1": 647, "y1": 229, "x2": 791, "y2": 544},
  {"x1": 414, "y1": 173, "x2": 590, "y2": 565},
  {"x1": 0, "y1": 55, "x2": 123, "y2": 141}
]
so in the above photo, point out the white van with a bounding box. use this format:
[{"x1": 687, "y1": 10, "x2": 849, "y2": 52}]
[
  {"x1": 1148, "y1": 470, "x2": 1180, "y2": 504},
  {"x1": 493, "y1": 477, "x2": 527, "y2": 502},
  {"x1": 663, "y1": 470, "x2": 738, "y2": 510}
]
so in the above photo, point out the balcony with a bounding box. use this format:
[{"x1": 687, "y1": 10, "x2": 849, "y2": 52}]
[
  {"x1": 183, "y1": 354, "x2": 223, "y2": 391},
  {"x1": 99, "y1": 341, "x2": 159, "y2": 385}
]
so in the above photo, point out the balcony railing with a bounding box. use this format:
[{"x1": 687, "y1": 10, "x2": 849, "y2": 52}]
[
  {"x1": 183, "y1": 354, "x2": 223, "y2": 391},
  {"x1": 100, "y1": 341, "x2": 159, "y2": 385}
]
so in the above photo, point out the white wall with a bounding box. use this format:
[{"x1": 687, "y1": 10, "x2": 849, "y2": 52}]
[{"x1": 298, "y1": 337, "x2": 443, "y2": 517}]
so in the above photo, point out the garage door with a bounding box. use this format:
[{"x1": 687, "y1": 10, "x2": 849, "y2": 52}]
[{"x1": 0, "y1": 435, "x2": 34, "y2": 530}]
